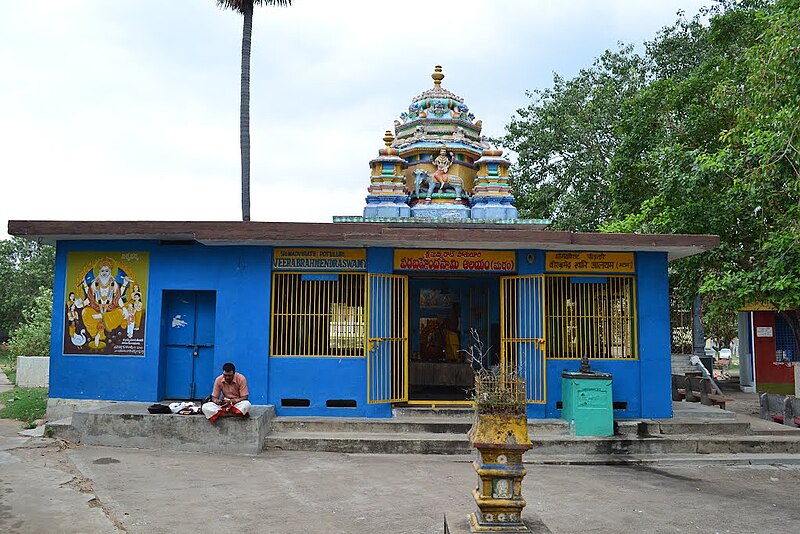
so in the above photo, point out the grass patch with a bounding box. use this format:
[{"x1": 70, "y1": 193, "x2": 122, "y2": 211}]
[{"x1": 0, "y1": 387, "x2": 47, "y2": 426}]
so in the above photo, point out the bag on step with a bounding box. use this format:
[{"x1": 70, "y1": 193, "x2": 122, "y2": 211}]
[{"x1": 147, "y1": 403, "x2": 172, "y2": 414}]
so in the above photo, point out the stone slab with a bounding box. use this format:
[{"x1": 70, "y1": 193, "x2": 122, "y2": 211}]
[
  {"x1": 15, "y1": 356, "x2": 49, "y2": 387},
  {"x1": 444, "y1": 512, "x2": 551, "y2": 533},
  {"x1": 46, "y1": 398, "x2": 123, "y2": 421},
  {"x1": 0, "y1": 452, "x2": 118, "y2": 533},
  {"x1": 70, "y1": 403, "x2": 275, "y2": 455},
  {"x1": 18, "y1": 425, "x2": 45, "y2": 437},
  {"x1": 671, "y1": 401, "x2": 737, "y2": 420}
]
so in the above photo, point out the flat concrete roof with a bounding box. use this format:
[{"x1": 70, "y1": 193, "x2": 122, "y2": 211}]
[{"x1": 7, "y1": 220, "x2": 719, "y2": 261}]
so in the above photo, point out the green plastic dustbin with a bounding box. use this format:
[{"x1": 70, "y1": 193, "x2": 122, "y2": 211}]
[{"x1": 561, "y1": 371, "x2": 613, "y2": 436}]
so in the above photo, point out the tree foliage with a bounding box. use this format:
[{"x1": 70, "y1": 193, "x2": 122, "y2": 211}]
[
  {"x1": 699, "y1": 0, "x2": 800, "y2": 341},
  {"x1": 504, "y1": 0, "x2": 800, "y2": 343},
  {"x1": 8, "y1": 287, "x2": 52, "y2": 357},
  {"x1": 0, "y1": 238, "x2": 55, "y2": 341},
  {"x1": 503, "y1": 46, "x2": 647, "y2": 231}
]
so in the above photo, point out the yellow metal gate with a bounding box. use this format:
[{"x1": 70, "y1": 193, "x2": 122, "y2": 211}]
[
  {"x1": 500, "y1": 275, "x2": 546, "y2": 403},
  {"x1": 367, "y1": 274, "x2": 408, "y2": 403}
]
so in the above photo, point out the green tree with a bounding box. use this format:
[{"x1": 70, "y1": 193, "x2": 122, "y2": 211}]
[
  {"x1": 604, "y1": 2, "x2": 767, "y2": 325},
  {"x1": 501, "y1": 46, "x2": 648, "y2": 231},
  {"x1": 8, "y1": 287, "x2": 53, "y2": 357},
  {"x1": 699, "y1": 0, "x2": 800, "y2": 346},
  {"x1": 216, "y1": 0, "x2": 292, "y2": 222},
  {"x1": 0, "y1": 238, "x2": 55, "y2": 341},
  {"x1": 504, "y1": 1, "x2": 793, "y2": 343}
]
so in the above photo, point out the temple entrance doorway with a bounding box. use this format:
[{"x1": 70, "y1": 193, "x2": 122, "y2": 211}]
[{"x1": 407, "y1": 276, "x2": 501, "y2": 403}]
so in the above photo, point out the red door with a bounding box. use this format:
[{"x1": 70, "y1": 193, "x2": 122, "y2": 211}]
[{"x1": 753, "y1": 311, "x2": 794, "y2": 394}]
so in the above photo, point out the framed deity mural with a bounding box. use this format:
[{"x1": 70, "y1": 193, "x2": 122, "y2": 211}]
[{"x1": 63, "y1": 252, "x2": 149, "y2": 356}]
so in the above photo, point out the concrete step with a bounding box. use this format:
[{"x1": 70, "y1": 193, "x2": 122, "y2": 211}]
[
  {"x1": 263, "y1": 431, "x2": 471, "y2": 454},
  {"x1": 525, "y1": 453, "x2": 800, "y2": 466},
  {"x1": 270, "y1": 416, "x2": 569, "y2": 435},
  {"x1": 393, "y1": 406, "x2": 474, "y2": 418},
  {"x1": 672, "y1": 402, "x2": 737, "y2": 420},
  {"x1": 648, "y1": 420, "x2": 752, "y2": 436},
  {"x1": 271, "y1": 417, "x2": 473, "y2": 434},
  {"x1": 263, "y1": 430, "x2": 800, "y2": 456},
  {"x1": 594, "y1": 419, "x2": 751, "y2": 437},
  {"x1": 271, "y1": 416, "x2": 751, "y2": 437},
  {"x1": 45, "y1": 417, "x2": 80, "y2": 443},
  {"x1": 48, "y1": 404, "x2": 276, "y2": 455},
  {"x1": 531, "y1": 435, "x2": 800, "y2": 455}
]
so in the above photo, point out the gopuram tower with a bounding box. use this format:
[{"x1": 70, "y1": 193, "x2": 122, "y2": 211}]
[{"x1": 359, "y1": 66, "x2": 518, "y2": 221}]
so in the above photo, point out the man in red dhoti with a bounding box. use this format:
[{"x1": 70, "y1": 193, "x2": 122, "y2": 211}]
[{"x1": 202, "y1": 362, "x2": 251, "y2": 421}]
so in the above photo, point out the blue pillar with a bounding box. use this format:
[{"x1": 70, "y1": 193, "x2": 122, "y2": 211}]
[{"x1": 636, "y1": 252, "x2": 671, "y2": 418}]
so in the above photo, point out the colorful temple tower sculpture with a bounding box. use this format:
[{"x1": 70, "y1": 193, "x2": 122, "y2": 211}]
[
  {"x1": 363, "y1": 130, "x2": 410, "y2": 218},
  {"x1": 472, "y1": 148, "x2": 518, "y2": 220},
  {"x1": 362, "y1": 66, "x2": 518, "y2": 220}
]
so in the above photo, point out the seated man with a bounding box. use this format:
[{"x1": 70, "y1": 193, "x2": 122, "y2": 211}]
[{"x1": 202, "y1": 362, "x2": 251, "y2": 421}]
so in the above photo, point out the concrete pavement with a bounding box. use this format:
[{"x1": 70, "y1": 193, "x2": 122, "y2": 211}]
[
  {"x1": 0, "y1": 419, "x2": 118, "y2": 533},
  {"x1": 3, "y1": 414, "x2": 800, "y2": 534},
  {"x1": 0, "y1": 369, "x2": 13, "y2": 395}
]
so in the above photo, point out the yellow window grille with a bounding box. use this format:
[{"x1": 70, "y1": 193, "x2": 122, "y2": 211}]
[
  {"x1": 545, "y1": 274, "x2": 637, "y2": 359},
  {"x1": 270, "y1": 272, "x2": 366, "y2": 357}
]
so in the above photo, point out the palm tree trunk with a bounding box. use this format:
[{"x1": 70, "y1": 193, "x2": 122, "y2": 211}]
[{"x1": 240, "y1": 1, "x2": 253, "y2": 221}]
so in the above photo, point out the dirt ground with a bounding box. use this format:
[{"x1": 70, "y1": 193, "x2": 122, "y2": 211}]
[
  {"x1": 2, "y1": 374, "x2": 798, "y2": 534},
  {"x1": 717, "y1": 379, "x2": 762, "y2": 417},
  {"x1": 3, "y1": 414, "x2": 800, "y2": 534}
]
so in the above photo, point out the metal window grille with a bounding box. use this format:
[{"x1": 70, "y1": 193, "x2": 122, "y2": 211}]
[
  {"x1": 270, "y1": 272, "x2": 366, "y2": 357},
  {"x1": 775, "y1": 314, "x2": 799, "y2": 362},
  {"x1": 670, "y1": 290, "x2": 693, "y2": 355},
  {"x1": 545, "y1": 275, "x2": 637, "y2": 359}
]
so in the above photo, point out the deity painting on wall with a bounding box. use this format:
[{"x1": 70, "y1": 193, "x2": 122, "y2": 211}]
[{"x1": 63, "y1": 252, "x2": 149, "y2": 356}]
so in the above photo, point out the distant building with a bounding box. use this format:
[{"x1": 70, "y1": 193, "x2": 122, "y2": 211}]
[{"x1": 737, "y1": 305, "x2": 799, "y2": 394}]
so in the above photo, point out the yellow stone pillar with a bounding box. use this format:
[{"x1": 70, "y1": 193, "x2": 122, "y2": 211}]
[{"x1": 468, "y1": 413, "x2": 532, "y2": 532}]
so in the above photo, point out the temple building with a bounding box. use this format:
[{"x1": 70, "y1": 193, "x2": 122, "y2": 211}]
[{"x1": 9, "y1": 67, "x2": 718, "y2": 420}]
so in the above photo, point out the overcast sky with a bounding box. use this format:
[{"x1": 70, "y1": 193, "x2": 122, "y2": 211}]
[{"x1": 0, "y1": 0, "x2": 709, "y2": 238}]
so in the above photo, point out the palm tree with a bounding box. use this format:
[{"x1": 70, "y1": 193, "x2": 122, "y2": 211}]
[{"x1": 216, "y1": 0, "x2": 292, "y2": 222}]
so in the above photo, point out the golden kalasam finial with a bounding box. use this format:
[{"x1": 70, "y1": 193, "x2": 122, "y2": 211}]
[
  {"x1": 383, "y1": 130, "x2": 394, "y2": 147},
  {"x1": 432, "y1": 65, "x2": 444, "y2": 87}
]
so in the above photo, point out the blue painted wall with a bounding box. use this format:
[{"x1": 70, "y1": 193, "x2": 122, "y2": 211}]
[
  {"x1": 49, "y1": 242, "x2": 672, "y2": 420},
  {"x1": 532, "y1": 251, "x2": 670, "y2": 420},
  {"x1": 267, "y1": 247, "x2": 393, "y2": 417},
  {"x1": 50, "y1": 241, "x2": 271, "y2": 404}
]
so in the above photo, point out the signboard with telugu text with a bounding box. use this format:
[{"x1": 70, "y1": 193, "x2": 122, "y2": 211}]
[
  {"x1": 272, "y1": 248, "x2": 366, "y2": 271},
  {"x1": 546, "y1": 252, "x2": 635, "y2": 273},
  {"x1": 394, "y1": 249, "x2": 516, "y2": 272},
  {"x1": 756, "y1": 326, "x2": 774, "y2": 338}
]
